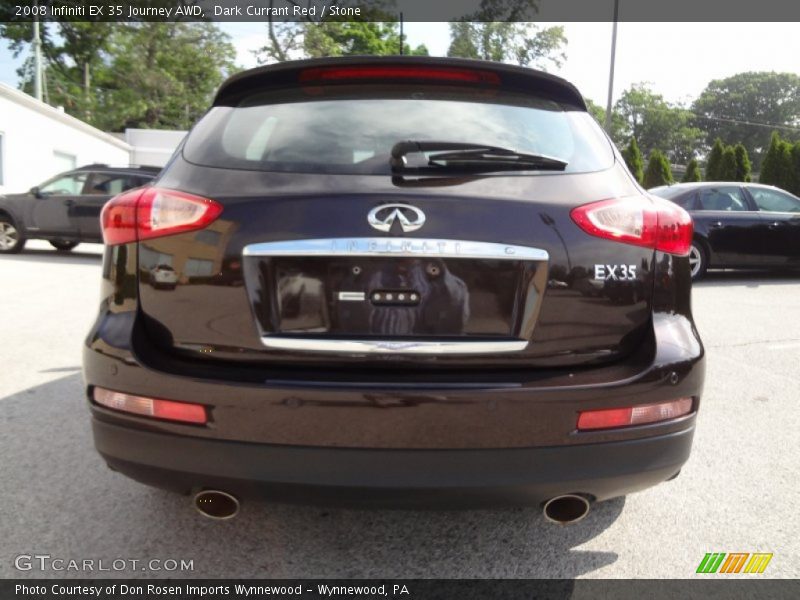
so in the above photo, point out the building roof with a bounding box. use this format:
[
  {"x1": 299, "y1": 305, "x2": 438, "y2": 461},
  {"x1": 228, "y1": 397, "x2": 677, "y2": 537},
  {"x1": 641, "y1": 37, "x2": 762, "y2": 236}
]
[{"x1": 0, "y1": 83, "x2": 131, "y2": 152}]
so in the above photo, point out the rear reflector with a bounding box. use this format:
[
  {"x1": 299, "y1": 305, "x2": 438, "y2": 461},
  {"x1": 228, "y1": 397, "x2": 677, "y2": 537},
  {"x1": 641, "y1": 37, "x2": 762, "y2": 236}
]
[
  {"x1": 93, "y1": 387, "x2": 207, "y2": 425},
  {"x1": 570, "y1": 196, "x2": 693, "y2": 256},
  {"x1": 101, "y1": 187, "x2": 222, "y2": 245},
  {"x1": 577, "y1": 398, "x2": 693, "y2": 431},
  {"x1": 299, "y1": 65, "x2": 501, "y2": 85}
]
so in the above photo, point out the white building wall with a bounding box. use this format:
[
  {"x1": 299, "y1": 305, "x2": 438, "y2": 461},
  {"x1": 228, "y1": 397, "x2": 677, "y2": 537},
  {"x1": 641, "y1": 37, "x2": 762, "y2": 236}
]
[
  {"x1": 0, "y1": 83, "x2": 131, "y2": 194},
  {"x1": 125, "y1": 128, "x2": 186, "y2": 167}
]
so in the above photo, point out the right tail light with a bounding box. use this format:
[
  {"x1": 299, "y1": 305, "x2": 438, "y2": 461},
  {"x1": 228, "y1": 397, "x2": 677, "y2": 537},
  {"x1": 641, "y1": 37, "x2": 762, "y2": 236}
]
[{"x1": 571, "y1": 196, "x2": 693, "y2": 256}]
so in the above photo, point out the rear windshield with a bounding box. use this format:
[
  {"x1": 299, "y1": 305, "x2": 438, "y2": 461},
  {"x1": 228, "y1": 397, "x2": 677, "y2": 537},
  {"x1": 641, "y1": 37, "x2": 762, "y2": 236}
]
[{"x1": 183, "y1": 84, "x2": 614, "y2": 175}]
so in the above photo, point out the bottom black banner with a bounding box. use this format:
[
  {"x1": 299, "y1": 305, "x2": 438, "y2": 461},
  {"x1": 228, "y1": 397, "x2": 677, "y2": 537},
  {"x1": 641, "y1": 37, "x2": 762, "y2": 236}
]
[{"x1": 2, "y1": 579, "x2": 798, "y2": 600}]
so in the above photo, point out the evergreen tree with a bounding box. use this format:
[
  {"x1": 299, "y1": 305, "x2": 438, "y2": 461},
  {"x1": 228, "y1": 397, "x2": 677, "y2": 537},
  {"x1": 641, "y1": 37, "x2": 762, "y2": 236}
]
[
  {"x1": 622, "y1": 138, "x2": 644, "y2": 184},
  {"x1": 734, "y1": 143, "x2": 752, "y2": 182},
  {"x1": 705, "y1": 138, "x2": 725, "y2": 180},
  {"x1": 643, "y1": 150, "x2": 674, "y2": 188},
  {"x1": 759, "y1": 132, "x2": 783, "y2": 185},
  {"x1": 775, "y1": 141, "x2": 794, "y2": 190},
  {"x1": 682, "y1": 158, "x2": 702, "y2": 182},
  {"x1": 719, "y1": 146, "x2": 738, "y2": 181},
  {"x1": 790, "y1": 142, "x2": 800, "y2": 196}
]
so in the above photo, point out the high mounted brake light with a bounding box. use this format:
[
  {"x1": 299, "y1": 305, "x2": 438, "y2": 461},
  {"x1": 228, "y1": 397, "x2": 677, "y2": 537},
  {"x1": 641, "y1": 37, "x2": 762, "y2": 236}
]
[
  {"x1": 101, "y1": 187, "x2": 223, "y2": 245},
  {"x1": 299, "y1": 65, "x2": 501, "y2": 85},
  {"x1": 570, "y1": 196, "x2": 693, "y2": 256}
]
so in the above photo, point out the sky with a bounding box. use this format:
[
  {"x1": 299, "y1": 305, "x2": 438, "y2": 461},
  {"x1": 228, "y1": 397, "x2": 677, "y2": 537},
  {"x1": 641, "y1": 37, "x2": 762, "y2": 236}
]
[{"x1": 2, "y1": 22, "x2": 799, "y2": 108}]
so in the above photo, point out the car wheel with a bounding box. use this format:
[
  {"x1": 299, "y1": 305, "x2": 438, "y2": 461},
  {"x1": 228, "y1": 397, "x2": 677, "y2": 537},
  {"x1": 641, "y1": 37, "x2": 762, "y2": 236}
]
[
  {"x1": 50, "y1": 240, "x2": 79, "y2": 252},
  {"x1": 0, "y1": 216, "x2": 26, "y2": 254},
  {"x1": 688, "y1": 241, "x2": 707, "y2": 281}
]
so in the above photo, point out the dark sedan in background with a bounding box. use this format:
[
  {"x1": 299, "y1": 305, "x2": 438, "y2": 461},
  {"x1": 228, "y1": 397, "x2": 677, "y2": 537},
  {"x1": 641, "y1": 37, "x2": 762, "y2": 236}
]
[
  {"x1": 0, "y1": 164, "x2": 159, "y2": 254},
  {"x1": 650, "y1": 182, "x2": 800, "y2": 279}
]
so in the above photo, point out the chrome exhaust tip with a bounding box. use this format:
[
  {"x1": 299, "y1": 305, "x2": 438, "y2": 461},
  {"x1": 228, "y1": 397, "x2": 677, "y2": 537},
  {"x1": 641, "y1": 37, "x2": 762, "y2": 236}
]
[
  {"x1": 542, "y1": 494, "x2": 591, "y2": 524},
  {"x1": 193, "y1": 490, "x2": 240, "y2": 520}
]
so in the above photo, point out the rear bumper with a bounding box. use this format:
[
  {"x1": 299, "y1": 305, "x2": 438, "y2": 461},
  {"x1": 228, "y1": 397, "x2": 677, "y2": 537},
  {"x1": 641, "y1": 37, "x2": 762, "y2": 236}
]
[
  {"x1": 94, "y1": 418, "x2": 694, "y2": 506},
  {"x1": 84, "y1": 304, "x2": 704, "y2": 504}
]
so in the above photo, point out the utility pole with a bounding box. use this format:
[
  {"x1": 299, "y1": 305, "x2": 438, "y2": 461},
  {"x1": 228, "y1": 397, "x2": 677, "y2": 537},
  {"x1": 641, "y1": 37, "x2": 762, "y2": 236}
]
[
  {"x1": 604, "y1": 0, "x2": 619, "y2": 132},
  {"x1": 32, "y1": 0, "x2": 43, "y2": 102}
]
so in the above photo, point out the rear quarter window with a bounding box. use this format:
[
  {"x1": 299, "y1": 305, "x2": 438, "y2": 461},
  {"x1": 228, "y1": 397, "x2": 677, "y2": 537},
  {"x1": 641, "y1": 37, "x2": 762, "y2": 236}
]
[{"x1": 183, "y1": 84, "x2": 614, "y2": 175}]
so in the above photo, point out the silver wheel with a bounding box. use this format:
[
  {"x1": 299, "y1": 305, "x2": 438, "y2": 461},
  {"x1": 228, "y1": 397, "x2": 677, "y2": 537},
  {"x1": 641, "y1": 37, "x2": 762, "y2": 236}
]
[
  {"x1": 0, "y1": 221, "x2": 19, "y2": 251},
  {"x1": 688, "y1": 243, "x2": 705, "y2": 279}
]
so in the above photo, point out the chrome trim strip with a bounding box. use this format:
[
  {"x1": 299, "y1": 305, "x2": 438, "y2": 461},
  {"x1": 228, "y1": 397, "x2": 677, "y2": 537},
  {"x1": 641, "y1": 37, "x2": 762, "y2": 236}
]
[
  {"x1": 260, "y1": 337, "x2": 529, "y2": 355},
  {"x1": 337, "y1": 291, "x2": 366, "y2": 302},
  {"x1": 243, "y1": 238, "x2": 549, "y2": 261}
]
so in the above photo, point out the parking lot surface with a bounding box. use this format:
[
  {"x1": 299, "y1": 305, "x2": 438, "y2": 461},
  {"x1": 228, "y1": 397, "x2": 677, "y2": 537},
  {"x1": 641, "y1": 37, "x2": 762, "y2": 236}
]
[{"x1": 1, "y1": 241, "x2": 798, "y2": 579}]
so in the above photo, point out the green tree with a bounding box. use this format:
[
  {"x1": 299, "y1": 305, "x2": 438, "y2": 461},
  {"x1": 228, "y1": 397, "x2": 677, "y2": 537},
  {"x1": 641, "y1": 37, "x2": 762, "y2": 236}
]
[
  {"x1": 790, "y1": 142, "x2": 800, "y2": 196},
  {"x1": 734, "y1": 143, "x2": 752, "y2": 182},
  {"x1": 446, "y1": 22, "x2": 566, "y2": 70},
  {"x1": 614, "y1": 83, "x2": 703, "y2": 164},
  {"x1": 719, "y1": 146, "x2": 738, "y2": 181},
  {"x1": 759, "y1": 132, "x2": 793, "y2": 187},
  {"x1": 682, "y1": 158, "x2": 702, "y2": 182},
  {"x1": 622, "y1": 138, "x2": 644, "y2": 184},
  {"x1": 693, "y1": 72, "x2": 800, "y2": 168},
  {"x1": 0, "y1": 20, "x2": 115, "y2": 118},
  {"x1": 644, "y1": 150, "x2": 674, "y2": 188},
  {"x1": 303, "y1": 21, "x2": 427, "y2": 58},
  {"x1": 705, "y1": 138, "x2": 725, "y2": 180},
  {"x1": 95, "y1": 23, "x2": 236, "y2": 130},
  {"x1": 1, "y1": 21, "x2": 237, "y2": 131}
]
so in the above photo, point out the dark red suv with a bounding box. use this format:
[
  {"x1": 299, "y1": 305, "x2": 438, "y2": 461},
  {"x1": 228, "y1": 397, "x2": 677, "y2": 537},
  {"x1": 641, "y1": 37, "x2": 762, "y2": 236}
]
[{"x1": 83, "y1": 57, "x2": 704, "y2": 523}]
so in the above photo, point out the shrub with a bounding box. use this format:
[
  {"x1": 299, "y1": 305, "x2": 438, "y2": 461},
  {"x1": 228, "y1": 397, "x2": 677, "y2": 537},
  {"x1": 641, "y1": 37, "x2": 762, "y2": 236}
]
[
  {"x1": 644, "y1": 150, "x2": 674, "y2": 188},
  {"x1": 682, "y1": 158, "x2": 702, "y2": 182}
]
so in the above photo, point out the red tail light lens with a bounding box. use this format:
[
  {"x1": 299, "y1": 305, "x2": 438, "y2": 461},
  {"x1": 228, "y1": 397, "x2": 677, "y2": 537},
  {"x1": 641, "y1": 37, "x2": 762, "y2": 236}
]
[
  {"x1": 577, "y1": 397, "x2": 693, "y2": 431},
  {"x1": 94, "y1": 387, "x2": 207, "y2": 425},
  {"x1": 101, "y1": 187, "x2": 222, "y2": 245},
  {"x1": 570, "y1": 196, "x2": 693, "y2": 256},
  {"x1": 299, "y1": 65, "x2": 501, "y2": 85}
]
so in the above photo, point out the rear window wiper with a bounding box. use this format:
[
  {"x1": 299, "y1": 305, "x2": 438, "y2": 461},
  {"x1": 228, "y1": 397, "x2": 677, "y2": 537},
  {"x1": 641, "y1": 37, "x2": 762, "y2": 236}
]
[{"x1": 390, "y1": 141, "x2": 568, "y2": 173}]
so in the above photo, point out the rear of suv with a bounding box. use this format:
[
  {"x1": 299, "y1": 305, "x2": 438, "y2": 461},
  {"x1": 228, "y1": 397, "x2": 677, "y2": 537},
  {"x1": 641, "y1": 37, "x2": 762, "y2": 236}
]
[{"x1": 83, "y1": 57, "x2": 704, "y2": 520}]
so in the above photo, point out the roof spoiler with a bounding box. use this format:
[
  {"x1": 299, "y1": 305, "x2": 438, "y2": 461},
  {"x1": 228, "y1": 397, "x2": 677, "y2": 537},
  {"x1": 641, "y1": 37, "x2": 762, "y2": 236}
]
[{"x1": 214, "y1": 56, "x2": 587, "y2": 110}]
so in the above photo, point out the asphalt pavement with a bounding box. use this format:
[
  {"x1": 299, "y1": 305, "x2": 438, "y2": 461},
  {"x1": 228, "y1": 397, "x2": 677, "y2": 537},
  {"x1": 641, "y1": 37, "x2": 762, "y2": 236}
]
[{"x1": 1, "y1": 241, "x2": 798, "y2": 579}]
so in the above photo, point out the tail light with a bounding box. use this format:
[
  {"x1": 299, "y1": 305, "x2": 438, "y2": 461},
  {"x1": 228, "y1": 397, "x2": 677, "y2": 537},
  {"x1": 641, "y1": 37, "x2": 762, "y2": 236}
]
[
  {"x1": 101, "y1": 187, "x2": 222, "y2": 245},
  {"x1": 571, "y1": 196, "x2": 693, "y2": 256},
  {"x1": 94, "y1": 387, "x2": 207, "y2": 425},
  {"x1": 577, "y1": 397, "x2": 693, "y2": 431},
  {"x1": 299, "y1": 65, "x2": 501, "y2": 85}
]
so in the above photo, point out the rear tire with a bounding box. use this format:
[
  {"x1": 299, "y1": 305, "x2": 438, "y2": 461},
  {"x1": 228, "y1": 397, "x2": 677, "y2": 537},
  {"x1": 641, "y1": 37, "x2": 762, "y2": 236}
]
[
  {"x1": 688, "y1": 241, "x2": 708, "y2": 281},
  {"x1": 50, "y1": 240, "x2": 79, "y2": 252},
  {"x1": 0, "y1": 216, "x2": 25, "y2": 254}
]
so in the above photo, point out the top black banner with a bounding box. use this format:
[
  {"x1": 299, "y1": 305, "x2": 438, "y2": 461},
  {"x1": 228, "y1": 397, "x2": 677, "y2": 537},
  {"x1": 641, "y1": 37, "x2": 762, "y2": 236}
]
[{"x1": 2, "y1": 0, "x2": 800, "y2": 23}]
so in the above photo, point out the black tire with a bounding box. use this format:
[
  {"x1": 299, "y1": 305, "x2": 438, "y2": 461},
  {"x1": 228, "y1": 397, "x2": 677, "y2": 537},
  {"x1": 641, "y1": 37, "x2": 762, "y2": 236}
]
[
  {"x1": 0, "y1": 216, "x2": 26, "y2": 254},
  {"x1": 688, "y1": 240, "x2": 708, "y2": 281},
  {"x1": 50, "y1": 240, "x2": 79, "y2": 252}
]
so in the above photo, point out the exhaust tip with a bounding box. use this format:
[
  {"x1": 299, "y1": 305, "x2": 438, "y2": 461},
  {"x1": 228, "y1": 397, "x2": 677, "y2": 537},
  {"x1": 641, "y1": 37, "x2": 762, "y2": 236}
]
[
  {"x1": 193, "y1": 490, "x2": 240, "y2": 520},
  {"x1": 542, "y1": 494, "x2": 591, "y2": 525}
]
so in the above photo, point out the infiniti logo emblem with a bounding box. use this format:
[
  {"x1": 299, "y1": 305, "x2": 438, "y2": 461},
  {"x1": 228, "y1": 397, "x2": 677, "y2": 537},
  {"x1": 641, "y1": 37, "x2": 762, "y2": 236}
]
[{"x1": 367, "y1": 204, "x2": 426, "y2": 233}]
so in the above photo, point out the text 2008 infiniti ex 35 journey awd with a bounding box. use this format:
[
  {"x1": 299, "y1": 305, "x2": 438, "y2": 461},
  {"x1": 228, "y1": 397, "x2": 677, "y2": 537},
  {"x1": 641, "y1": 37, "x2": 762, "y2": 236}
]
[{"x1": 83, "y1": 57, "x2": 704, "y2": 523}]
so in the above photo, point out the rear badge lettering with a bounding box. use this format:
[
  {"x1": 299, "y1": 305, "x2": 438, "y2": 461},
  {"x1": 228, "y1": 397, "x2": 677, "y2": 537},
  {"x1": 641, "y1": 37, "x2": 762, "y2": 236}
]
[{"x1": 594, "y1": 264, "x2": 637, "y2": 281}]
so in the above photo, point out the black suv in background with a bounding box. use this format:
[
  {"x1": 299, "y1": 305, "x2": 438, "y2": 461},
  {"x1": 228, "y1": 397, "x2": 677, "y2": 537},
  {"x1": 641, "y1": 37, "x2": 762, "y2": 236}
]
[
  {"x1": 0, "y1": 164, "x2": 159, "y2": 253},
  {"x1": 84, "y1": 57, "x2": 704, "y2": 522}
]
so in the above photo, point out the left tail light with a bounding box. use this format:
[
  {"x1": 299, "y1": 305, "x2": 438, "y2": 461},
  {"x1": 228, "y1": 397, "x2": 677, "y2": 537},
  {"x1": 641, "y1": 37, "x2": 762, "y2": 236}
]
[
  {"x1": 101, "y1": 187, "x2": 222, "y2": 245},
  {"x1": 570, "y1": 196, "x2": 693, "y2": 256}
]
